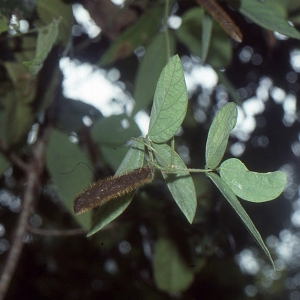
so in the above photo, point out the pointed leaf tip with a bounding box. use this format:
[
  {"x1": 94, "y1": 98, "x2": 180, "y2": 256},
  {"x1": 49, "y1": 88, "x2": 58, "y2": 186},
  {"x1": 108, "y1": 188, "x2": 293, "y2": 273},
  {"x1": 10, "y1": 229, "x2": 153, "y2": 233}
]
[
  {"x1": 207, "y1": 172, "x2": 275, "y2": 268},
  {"x1": 148, "y1": 55, "x2": 188, "y2": 143},
  {"x1": 205, "y1": 102, "x2": 237, "y2": 169}
]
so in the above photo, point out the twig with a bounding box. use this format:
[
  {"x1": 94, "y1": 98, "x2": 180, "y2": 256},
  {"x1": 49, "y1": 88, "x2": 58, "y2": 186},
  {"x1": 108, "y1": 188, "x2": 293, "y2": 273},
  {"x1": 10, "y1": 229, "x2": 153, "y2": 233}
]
[
  {"x1": 0, "y1": 139, "x2": 29, "y2": 172},
  {"x1": 164, "y1": 0, "x2": 171, "y2": 61},
  {"x1": 0, "y1": 128, "x2": 49, "y2": 300},
  {"x1": 28, "y1": 226, "x2": 87, "y2": 237}
]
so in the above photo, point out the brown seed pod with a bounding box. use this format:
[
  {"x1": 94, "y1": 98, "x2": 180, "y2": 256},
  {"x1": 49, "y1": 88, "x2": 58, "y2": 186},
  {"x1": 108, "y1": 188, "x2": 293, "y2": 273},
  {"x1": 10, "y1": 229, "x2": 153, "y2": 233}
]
[
  {"x1": 196, "y1": 0, "x2": 243, "y2": 43},
  {"x1": 73, "y1": 166, "x2": 154, "y2": 215}
]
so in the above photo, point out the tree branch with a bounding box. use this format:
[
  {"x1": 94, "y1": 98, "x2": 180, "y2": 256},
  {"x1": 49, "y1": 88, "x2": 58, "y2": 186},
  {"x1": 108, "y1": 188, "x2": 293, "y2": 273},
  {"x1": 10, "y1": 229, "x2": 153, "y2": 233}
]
[
  {"x1": 0, "y1": 127, "x2": 49, "y2": 300},
  {"x1": 0, "y1": 139, "x2": 29, "y2": 172},
  {"x1": 28, "y1": 226, "x2": 87, "y2": 236}
]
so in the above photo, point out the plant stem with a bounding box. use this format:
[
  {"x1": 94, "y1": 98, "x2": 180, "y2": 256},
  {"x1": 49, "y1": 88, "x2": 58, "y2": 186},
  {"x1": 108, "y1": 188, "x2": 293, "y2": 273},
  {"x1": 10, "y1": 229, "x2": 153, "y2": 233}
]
[
  {"x1": 157, "y1": 165, "x2": 213, "y2": 173},
  {"x1": 28, "y1": 227, "x2": 87, "y2": 236},
  {"x1": 0, "y1": 127, "x2": 49, "y2": 300},
  {"x1": 0, "y1": 139, "x2": 29, "y2": 172},
  {"x1": 164, "y1": 0, "x2": 171, "y2": 61},
  {"x1": 133, "y1": 137, "x2": 215, "y2": 174}
]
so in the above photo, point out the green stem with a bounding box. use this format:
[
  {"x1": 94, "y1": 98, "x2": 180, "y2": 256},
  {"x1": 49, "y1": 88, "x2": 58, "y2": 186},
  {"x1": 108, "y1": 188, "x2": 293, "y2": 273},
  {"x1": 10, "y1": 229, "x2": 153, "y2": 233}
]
[
  {"x1": 132, "y1": 137, "x2": 169, "y2": 168},
  {"x1": 164, "y1": 0, "x2": 171, "y2": 61},
  {"x1": 132, "y1": 137, "x2": 215, "y2": 174},
  {"x1": 155, "y1": 164, "x2": 213, "y2": 173},
  {"x1": 170, "y1": 138, "x2": 175, "y2": 166}
]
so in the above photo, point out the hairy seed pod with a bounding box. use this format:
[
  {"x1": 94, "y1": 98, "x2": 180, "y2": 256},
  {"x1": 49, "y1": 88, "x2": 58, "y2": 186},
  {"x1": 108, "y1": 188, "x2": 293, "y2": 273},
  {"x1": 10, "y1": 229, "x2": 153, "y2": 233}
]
[{"x1": 73, "y1": 166, "x2": 154, "y2": 215}]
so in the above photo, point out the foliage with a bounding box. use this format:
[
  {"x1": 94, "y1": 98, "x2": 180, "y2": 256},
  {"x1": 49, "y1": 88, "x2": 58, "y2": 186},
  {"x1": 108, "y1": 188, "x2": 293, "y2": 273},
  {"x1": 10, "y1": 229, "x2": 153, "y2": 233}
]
[
  {"x1": 0, "y1": 0, "x2": 298, "y2": 298},
  {"x1": 23, "y1": 19, "x2": 60, "y2": 76},
  {"x1": 85, "y1": 56, "x2": 285, "y2": 270}
]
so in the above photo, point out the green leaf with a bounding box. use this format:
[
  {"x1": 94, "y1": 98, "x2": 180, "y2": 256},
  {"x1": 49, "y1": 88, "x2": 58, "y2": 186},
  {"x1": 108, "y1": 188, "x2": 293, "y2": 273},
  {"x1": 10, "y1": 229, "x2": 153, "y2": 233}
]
[
  {"x1": 153, "y1": 237, "x2": 194, "y2": 293},
  {"x1": 0, "y1": 15, "x2": 8, "y2": 34},
  {"x1": 0, "y1": 153, "x2": 10, "y2": 178},
  {"x1": 55, "y1": 98, "x2": 102, "y2": 132},
  {"x1": 87, "y1": 139, "x2": 145, "y2": 236},
  {"x1": 2, "y1": 90, "x2": 34, "y2": 146},
  {"x1": 205, "y1": 102, "x2": 237, "y2": 169},
  {"x1": 99, "y1": 145, "x2": 130, "y2": 172},
  {"x1": 152, "y1": 143, "x2": 197, "y2": 223},
  {"x1": 201, "y1": 14, "x2": 213, "y2": 63},
  {"x1": 207, "y1": 172, "x2": 275, "y2": 268},
  {"x1": 228, "y1": 0, "x2": 300, "y2": 40},
  {"x1": 45, "y1": 129, "x2": 93, "y2": 229},
  {"x1": 220, "y1": 158, "x2": 286, "y2": 202},
  {"x1": 36, "y1": 0, "x2": 73, "y2": 43},
  {"x1": 148, "y1": 55, "x2": 188, "y2": 143},
  {"x1": 99, "y1": 5, "x2": 165, "y2": 66},
  {"x1": 4, "y1": 36, "x2": 37, "y2": 105},
  {"x1": 23, "y1": 19, "x2": 59, "y2": 76},
  {"x1": 91, "y1": 114, "x2": 141, "y2": 145},
  {"x1": 132, "y1": 32, "x2": 176, "y2": 115},
  {"x1": 176, "y1": 7, "x2": 232, "y2": 68},
  {"x1": 90, "y1": 114, "x2": 141, "y2": 171},
  {"x1": 114, "y1": 139, "x2": 145, "y2": 175}
]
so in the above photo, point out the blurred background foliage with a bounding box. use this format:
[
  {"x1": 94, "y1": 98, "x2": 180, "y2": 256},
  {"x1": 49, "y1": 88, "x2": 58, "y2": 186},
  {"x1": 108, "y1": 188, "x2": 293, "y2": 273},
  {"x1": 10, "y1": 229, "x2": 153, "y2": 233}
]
[{"x1": 0, "y1": 0, "x2": 300, "y2": 299}]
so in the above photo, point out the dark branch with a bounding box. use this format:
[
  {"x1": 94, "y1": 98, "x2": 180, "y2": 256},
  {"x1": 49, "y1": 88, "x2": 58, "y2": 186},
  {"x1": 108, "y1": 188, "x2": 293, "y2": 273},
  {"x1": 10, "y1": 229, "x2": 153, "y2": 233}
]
[
  {"x1": 0, "y1": 139, "x2": 29, "y2": 172},
  {"x1": 0, "y1": 128, "x2": 49, "y2": 300},
  {"x1": 28, "y1": 226, "x2": 87, "y2": 236}
]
